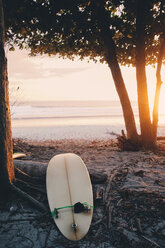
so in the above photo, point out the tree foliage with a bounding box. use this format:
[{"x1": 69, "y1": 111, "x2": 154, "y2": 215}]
[
  {"x1": 3, "y1": 0, "x2": 165, "y2": 148},
  {"x1": 4, "y1": 0, "x2": 165, "y2": 66}
]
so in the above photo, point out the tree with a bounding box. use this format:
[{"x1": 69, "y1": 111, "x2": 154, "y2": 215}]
[
  {"x1": 153, "y1": 36, "x2": 165, "y2": 142},
  {"x1": 121, "y1": 0, "x2": 165, "y2": 148},
  {"x1": 135, "y1": 0, "x2": 155, "y2": 148},
  {"x1": 152, "y1": 1, "x2": 165, "y2": 143},
  {"x1": 0, "y1": 1, "x2": 47, "y2": 210},
  {"x1": 4, "y1": 0, "x2": 165, "y2": 149},
  {"x1": 0, "y1": 0, "x2": 15, "y2": 193}
]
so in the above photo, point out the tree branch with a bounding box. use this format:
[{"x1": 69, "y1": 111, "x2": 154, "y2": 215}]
[{"x1": 9, "y1": 183, "x2": 47, "y2": 213}]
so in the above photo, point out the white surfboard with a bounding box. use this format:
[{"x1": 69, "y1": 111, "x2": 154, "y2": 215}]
[
  {"x1": 13, "y1": 153, "x2": 26, "y2": 159},
  {"x1": 46, "y1": 153, "x2": 93, "y2": 241}
]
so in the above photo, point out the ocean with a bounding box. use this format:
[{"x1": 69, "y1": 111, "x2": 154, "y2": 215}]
[{"x1": 11, "y1": 101, "x2": 165, "y2": 140}]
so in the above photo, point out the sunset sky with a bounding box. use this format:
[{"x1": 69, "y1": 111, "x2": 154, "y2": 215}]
[{"x1": 7, "y1": 47, "x2": 165, "y2": 114}]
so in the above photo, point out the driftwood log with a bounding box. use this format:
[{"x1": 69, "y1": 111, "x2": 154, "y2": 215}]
[{"x1": 14, "y1": 160, "x2": 107, "y2": 184}]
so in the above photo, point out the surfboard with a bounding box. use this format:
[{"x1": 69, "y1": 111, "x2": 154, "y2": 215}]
[
  {"x1": 46, "y1": 153, "x2": 93, "y2": 241},
  {"x1": 13, "y1": 153, "x2": 26, "y2": 159}
]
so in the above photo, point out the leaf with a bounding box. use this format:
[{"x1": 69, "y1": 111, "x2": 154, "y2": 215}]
[
  {"x1": 112, "y1": 8, "x2": 117, "y2": 13},
  {"x1": 9, "y1": 47, "x2": 15, "y2": 51}
]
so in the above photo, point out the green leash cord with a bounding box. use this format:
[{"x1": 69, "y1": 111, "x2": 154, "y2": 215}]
[{"x1": 51, "y1": 202, "x2": 94, "y2": 218}]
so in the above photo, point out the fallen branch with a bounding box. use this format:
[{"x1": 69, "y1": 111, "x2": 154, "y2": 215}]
[
  {"x1": 9, "y1": 183, "x2": 47, "y2": 213},
  {"x1": 15, "y1": 167, "x2": 45, "y2": 185},
  {"x1": 15, "y1": 167, "x2": 31, "y2": 177},
  {"x1": 14, "y1": 160, "x2": 47, "y2": 179},
  {"x1": 15, "y1": 179, "x2": 46, "y2": 194},
  {"x1": 136, "y1": 218, "x2": 143, "y2": 233},
  {"x1": 92, "y1": 217, "x2": 106, "y2": 227},
  {"x1": 103, "y1": 172, "x2": 118, "y2": 229},
  {"x1": 14, "y1": 160, "x2": 107, "y2": 184},
  {"x1": 104, "y1": 172, "x2": 117, "y2": 203},
  {"x1": 108, "y1": 205, "x2": 114, "y2": 229},
  {"x1": 94, "y1": 225, "x2": 102, "y2": 238},
  {"x1": 142, "y1": 235, "x2": 160, "y2": 247},
  {"x1": 0, "y1": 218, "x2": 36, "y2": 223}
]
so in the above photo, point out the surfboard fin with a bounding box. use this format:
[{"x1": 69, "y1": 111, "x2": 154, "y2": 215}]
[
  {"x1": 72, "y1": 223, "x2": 77, "y2": 232},
  {"x1": 51, "y1": 208, "x2": 59, "y2": 218}
]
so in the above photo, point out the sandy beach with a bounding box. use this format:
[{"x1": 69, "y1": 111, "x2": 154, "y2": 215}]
[
  {"x1": 11, "y1": 101, "x2": 165, "y2": 142},
  {"x1": 3, "y1": 0, "x2": 165, "y2": 245},
  {"x1": 0, "y1": 138, "x2": 164, "y2": 247}
]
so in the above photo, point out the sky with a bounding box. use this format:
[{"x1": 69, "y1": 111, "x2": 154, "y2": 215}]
[{"x1": 7, "y1": 47, "x2": 165, "y2": 113}]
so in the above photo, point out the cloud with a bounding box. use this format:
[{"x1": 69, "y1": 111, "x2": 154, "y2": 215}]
[{"x1": 7, "y1": 49, "x2": 88, "y2": 80}]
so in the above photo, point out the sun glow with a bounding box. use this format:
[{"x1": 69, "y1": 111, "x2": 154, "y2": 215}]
[
  {"x1": 7, "y1": 49, "x2": 165, "y2": 125},
  {"x1": 146, "y1": 65, "x2": 165, "y2": 123}
]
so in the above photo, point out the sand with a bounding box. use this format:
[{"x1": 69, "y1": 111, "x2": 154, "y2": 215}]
[
  {"x1": 13, "y1": 138, "x2": 165, "y2": 194},
  {"x1": 0, "y1": 138, "x2": 165, "y2": 248}
]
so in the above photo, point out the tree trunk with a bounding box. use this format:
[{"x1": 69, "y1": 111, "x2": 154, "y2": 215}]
[
  {"x1": 98, "y1": 1, "x2": 139, "y2": 144},
  {"x1": 136, "y1": 0, "x2": 155, "y2": 149},
  {"x1": 0, "y1": 0, "x2": 15, "y2": 193},
  {"x1": 152, "y1": 38, "x2": 165, "y2": 142},
  {"x1": 106, "y1": 41, "x2": 139, "y2": 144}
]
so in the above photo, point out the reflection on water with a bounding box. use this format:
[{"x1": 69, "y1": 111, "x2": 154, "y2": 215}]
[
  {"x1": 12, "y1": 114, "x2": 165, "y2": 128},
  {"x1": 12, "y1": 116, "x2": 126, "y2": 128}
]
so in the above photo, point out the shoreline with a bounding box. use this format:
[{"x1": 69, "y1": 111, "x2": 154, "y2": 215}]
[
  {"x1": 12, "y1": 125, "x2": 123, "y2": 141},
  {"x1": 11, "y1": 120, "x2": 165, "y2": 142}
]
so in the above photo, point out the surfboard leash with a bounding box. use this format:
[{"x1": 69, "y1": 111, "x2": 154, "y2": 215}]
[{"x1": 51, "y1": 202, "x2": 94, "y2": 218}]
